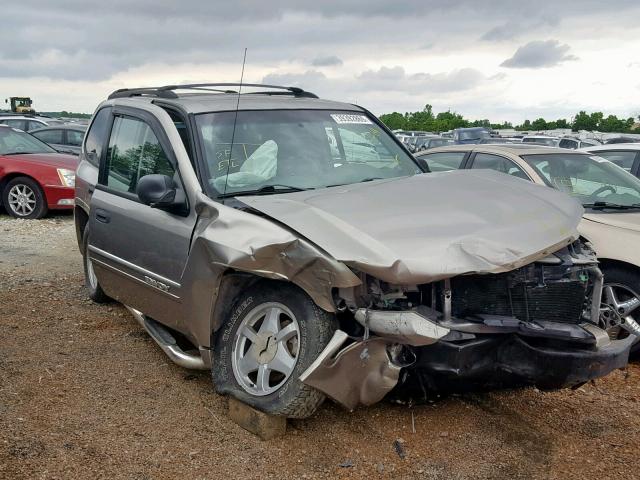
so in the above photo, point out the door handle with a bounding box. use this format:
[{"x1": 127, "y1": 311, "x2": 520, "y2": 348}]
[{"x1": 95, "y1": 209, "x2": 110, "y2": 224}]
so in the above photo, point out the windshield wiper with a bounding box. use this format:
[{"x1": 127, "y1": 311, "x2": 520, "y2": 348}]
[
  {"x1": 583, "y1": 201, "x2": 640, "y2": 210},
  {"x1": 218, "y1": 184, "x2": 310, "y2": 198},
  {"x1": 326, "y1": 177, "x2": 384, "y2": 188}
]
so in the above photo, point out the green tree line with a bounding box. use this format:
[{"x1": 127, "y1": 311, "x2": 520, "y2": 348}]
[{"x1": 379, "y1": 104, "x2": 640, "y2": 133}]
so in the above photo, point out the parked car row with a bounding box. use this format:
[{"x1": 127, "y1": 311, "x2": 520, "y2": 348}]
[{"x1": 59, "y1": 83, "x2": 640, "y2": 420}]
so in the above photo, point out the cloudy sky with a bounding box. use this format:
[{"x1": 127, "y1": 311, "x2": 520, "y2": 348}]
[{"x1": 2, "y1": 0, "x2": 639, "y2": 123}]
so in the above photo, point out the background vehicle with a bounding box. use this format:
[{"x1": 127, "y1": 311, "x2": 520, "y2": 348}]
[
  {"x1": 453, "y1": 127, "x2": 490, "y2": 144},
  {"x1": 413, "y1": 135, "x2": 441, "y2": 152},
  {"x1": 0, "y1": 115, "x2": 49, "y2": 132},
  {"x1": 521, "y1": 135, "x2": 559, "y2": 147},
  {"x1": 417, "y1": 144, "x2": 640, "y2": 344},
  {"x1": 74, "y1": 84, "x2": 635, "y2": 419},
  {"x1": 478, "y1": 137, "x2": 521, "y2": 144},
  {"x1": 0, "y1": 125, "x2": 77, "y2": 218},
  {"x1": 558, "y1": 137, "x2": 601, "y2": 149},
  {"x1": 580, "y1": 143, "x2": 640, "y2": 178},
  {"x1": 31, "y1": 124, "x2": 87, "y2": 155},
  {"x1": 419, "y1": 137, "x2": 454, "y2": 150},
  {"x1": 5, "y1": 96, "x2": 35, "y2": 114}
]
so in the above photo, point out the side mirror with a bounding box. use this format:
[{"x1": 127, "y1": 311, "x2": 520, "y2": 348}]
[
  {"x1": 136, "y1": 174, "x2": 187, "y2": 213},
  {"x1": 415, "y1": 157, "x2": 430, "y2": 172}
]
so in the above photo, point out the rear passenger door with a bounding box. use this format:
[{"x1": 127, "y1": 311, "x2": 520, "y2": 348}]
[{"x1": 87, "y1": 108, "x2": 195, "y2": 329}]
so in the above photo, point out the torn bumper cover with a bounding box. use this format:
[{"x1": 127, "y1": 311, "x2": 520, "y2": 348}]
[{"x1": 300, "y1": 308, "x2": 637, "y2": 410}]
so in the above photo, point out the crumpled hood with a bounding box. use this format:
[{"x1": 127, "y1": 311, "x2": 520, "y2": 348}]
[
  {"x1": 240, "y1": 170, "x2": 583, "y2": 284},
  {"x1": 582, "y1": 211, "x2": 640, "y2": 233}
]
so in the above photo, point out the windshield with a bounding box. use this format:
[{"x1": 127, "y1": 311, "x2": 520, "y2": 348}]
[
  {"x1": 521, "y1": 153, "x2": 640, "y2": 208},
  {"x1": 0, "y1": 127, "x2": 56, "y2": 155},
  {"x1": 195, "y1": 109, "x2": 420, "y2": 196}
]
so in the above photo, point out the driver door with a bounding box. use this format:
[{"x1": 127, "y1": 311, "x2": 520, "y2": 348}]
[{"x1": 88, "y1": 109, "x2": 196, "y2": 330}]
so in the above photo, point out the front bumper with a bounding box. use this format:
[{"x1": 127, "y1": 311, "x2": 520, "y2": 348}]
[
  {"x1": 44, "y1": 185, "x2": 75, "y2": 210},
  {"x1": 301, "y1": 308, "x2": 636, "y2": 410},
  {"x1": 411, "y1": 334, "x2": 634, "y2": 392}
]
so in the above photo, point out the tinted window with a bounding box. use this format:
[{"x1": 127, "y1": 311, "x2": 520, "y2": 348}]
[
  {"x1": 558, "y1": 138, "x2": 578, "y2": 149},
  {"x1": 420, "y1": 152, "x2": 466, "y2": 172},
  {"x1": 32, "y1": 129, "x2": 64, "y2": 144},
  {"x1": 1, "y1": 119, "x2": 26, "y2": 130},
  {"x1": 590, "y1": 151, "x2": 636, "y2": 173},
  {"x1": 471, "y1": 153, "x2": 530, "y2": 180},
  {"x1": 84, "y1": 107, "x2": 112, "y2": 166},
  {"x1": 66, "y1": 129, "x2": 85, "y2": 147},
  {"x1": 104, "y1": 116, "x2": 174, "y2": 194},
  {"x1": 27, "y1": 121, "x2": 46, "y2": 132}
]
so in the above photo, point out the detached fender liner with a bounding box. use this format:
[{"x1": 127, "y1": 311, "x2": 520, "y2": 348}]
[{"x1": 411, "y1": 334, "x2": 634, "y2": 392}]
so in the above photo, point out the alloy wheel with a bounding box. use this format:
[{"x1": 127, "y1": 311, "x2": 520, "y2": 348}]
[
  {"x1": 232, "y1": 302, "x2": 300, "y2": 396},
  {"x1": 8, "y1": 184, "x2": 36, "y2": 217}
]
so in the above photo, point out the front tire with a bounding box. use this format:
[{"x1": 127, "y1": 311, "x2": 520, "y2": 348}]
[
  {"x1": 212, "y1": 282, "x2": 336, "y2": 418},
  {"x1": 601, "y1": 266, "x2": 640, "y2": 354},
  {"x1": 3, "y1": 177, "x2": 47, "y2": 219},
  {"x1": 82, "y1": 226, "x2": 109, "y2": 303}
]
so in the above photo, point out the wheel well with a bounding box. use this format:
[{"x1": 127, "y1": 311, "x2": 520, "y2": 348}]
[
  {"x1": 208, "y1": 273, "x2": 311, "y2": 343},
  {"x1": 0, "y1": 173, "x2": 43, "y2": 206},
  {"x1": 74, "y1": 206, "x2": 89, "y2": 253},
  {"x1": 598, "y1": 258, "x2": 640, "y2": 277},
  {"x1": 210, "y1": 271, "x2": 262, "y2": 338}
]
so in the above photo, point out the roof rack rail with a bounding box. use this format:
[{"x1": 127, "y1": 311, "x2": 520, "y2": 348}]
[{"x1": 108, "y1": 83, "x2": 319, "y2": 100}]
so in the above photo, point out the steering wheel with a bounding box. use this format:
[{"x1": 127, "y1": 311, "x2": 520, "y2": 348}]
[{"x1": 591, "y1": 185, "x2": 616, "y2": 198}]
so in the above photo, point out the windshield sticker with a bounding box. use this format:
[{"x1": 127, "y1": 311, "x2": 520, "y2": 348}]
[{"x1": 331, "y1": 114, "x2": 372, "y2": 125}]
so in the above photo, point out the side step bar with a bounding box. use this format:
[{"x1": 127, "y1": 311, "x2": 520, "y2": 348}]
[{"x1": 126, "y1": 306, "x2": 207, "y2": 370}]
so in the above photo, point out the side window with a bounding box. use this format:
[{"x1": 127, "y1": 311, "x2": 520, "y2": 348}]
[
  {"x1": 420, "y1": 152, "x2": 466, "y2": 172},
  {"x1": 591, "y1": 151, "x2": 636, "y2": 173},
  {"x1": 27, "y1": 121, "x2": 45, "y2": 132},
  {"x1": 84, "y1": 107, "x2": 112, "y2": 166},
  {"x1": 32, "y1": 129, "x2": 63, "y2": 144},
  {"x1": 103, "y1": 116, "x2": 174, "y2": 195},
  {"x1": 471, "y1": 153, "x2": 530, "y2": 180},
  {"x1": 66, "y1": 130, "x2": 84, "y2": 147},
  {"x1": 2, "y1": 119, "x2": 27, "y2": 131}
]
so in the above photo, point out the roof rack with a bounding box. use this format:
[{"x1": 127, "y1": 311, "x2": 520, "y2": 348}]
[{"x1": 107, "y1": 83, "x2": 319, "y2": 100}]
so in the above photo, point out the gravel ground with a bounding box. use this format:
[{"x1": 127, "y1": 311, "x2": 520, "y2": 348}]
[{"x1": 1, "y1": 214, "x2": 639, "y2": 480}]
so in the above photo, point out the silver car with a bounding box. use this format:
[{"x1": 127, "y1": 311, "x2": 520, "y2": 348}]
[{"x1": 74, "y1": 84, "x2": 637, "y2": 418}]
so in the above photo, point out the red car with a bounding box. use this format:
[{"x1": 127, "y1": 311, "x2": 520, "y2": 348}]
[{"x1": 0, "y1": 125, "x2": 78, "y2": 219}]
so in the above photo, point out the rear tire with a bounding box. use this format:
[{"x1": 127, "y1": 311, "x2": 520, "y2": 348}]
[
  {"x1": 82, "y1": 226, "x2": 109, "y2": 303},
  {"x1": 601, "y1": 266, "x2": 640, "y2": 354},
  {"x1": 212, "y1": 282, "x2": 336, "y2": 418},
  {"x1": 3, "y1": 176, "x2": 47, "y2": 219}
]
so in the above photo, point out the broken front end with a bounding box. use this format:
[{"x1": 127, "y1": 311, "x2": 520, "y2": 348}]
[{"x1": 301, "y1": 242, "x2": 638, "y2": 410}]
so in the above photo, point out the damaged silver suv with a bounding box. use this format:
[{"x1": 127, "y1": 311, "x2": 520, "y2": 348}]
[{"x1": 74, "y1": 84, "x2": 638, "y2": 418}]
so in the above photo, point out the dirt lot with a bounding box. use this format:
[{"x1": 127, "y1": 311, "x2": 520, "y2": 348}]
[{"x1": 1, "y1": 214, "x2": 639, "y2": 480}]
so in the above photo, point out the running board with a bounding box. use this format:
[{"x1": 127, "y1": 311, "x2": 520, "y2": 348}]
[{"x1": 126, "y1": 306, "x2": 207, "y2": 370}]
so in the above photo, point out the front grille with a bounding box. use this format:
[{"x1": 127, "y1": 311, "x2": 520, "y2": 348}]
[{"x1": 450, "y1": 264, "x2": 589, "y2": 324}]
